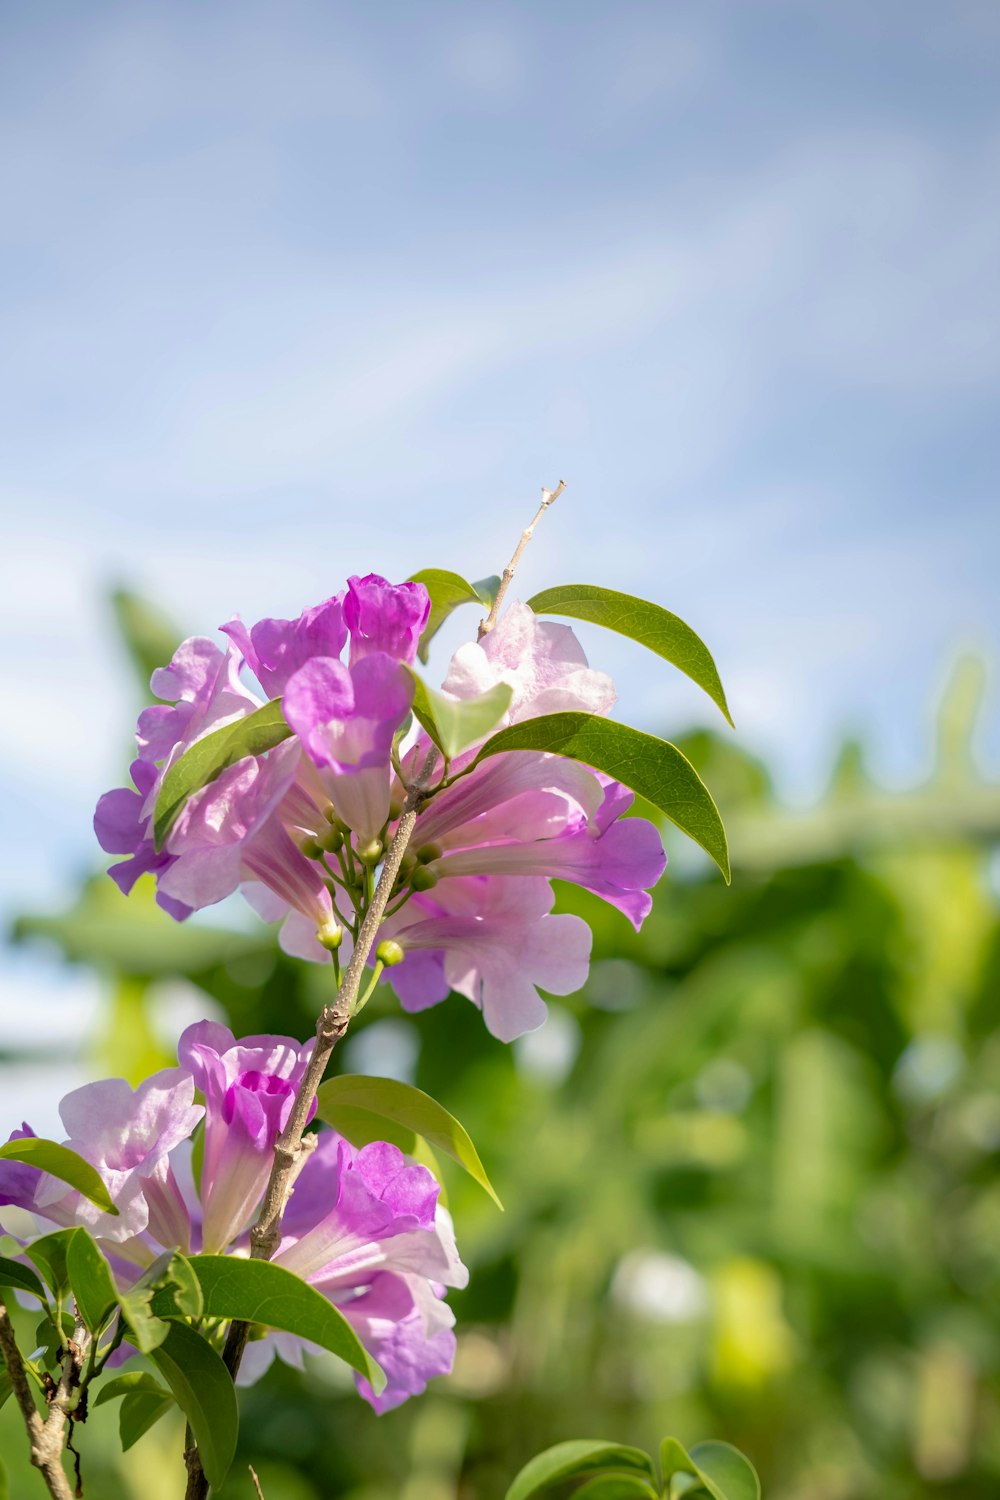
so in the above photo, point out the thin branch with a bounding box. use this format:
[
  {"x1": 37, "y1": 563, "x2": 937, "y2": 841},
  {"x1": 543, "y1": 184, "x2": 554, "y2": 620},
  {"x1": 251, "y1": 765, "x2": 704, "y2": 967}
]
[
  {"x1": 185, "y1": 773, "x2": 435, "y2": 1499},
  {"x1": 249, "y1": 1466, "x2": 265, "y2": 1500},
  {"x1": 478, "y1": 480, "x2": 565, "y2": 639},
  {"x1": 0, "y1": 1293, "x2": 85, "y2": 1500}
]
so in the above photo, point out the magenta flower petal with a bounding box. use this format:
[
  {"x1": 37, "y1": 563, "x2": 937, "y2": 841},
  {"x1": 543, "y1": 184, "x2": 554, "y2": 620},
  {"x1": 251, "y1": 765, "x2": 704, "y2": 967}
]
[
  {"x1": 222, "y1": 593, "x2": 347, "y2": 697},
  {"x1": 344, "y1": 574, "x2": 430, "y2": 666}
]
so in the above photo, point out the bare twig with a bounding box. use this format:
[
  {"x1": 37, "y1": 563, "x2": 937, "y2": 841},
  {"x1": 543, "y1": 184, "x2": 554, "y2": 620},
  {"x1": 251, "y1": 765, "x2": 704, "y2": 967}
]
[
  {"x1": 185, "y1": 776, "x2": 434, "y2": 1499},
  {"x1": 249, "y1": 1465, "x2": 265, "y2": 1500},
  {"x1": 0, "y1": 1294, "x2": 88, "y2": 1500},
  {"x1": 478, "y1": 481, "x2": 565, "y2": 639}
]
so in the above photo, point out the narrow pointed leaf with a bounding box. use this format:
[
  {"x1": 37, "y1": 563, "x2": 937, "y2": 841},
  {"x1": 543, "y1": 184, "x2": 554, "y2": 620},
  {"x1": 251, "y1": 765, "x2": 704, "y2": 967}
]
[
  {"x1": 408, "y1": 570, "x2": 483, "y2": 663},
  {"x1": 0, "y1": 1257, "x2": 46, "y2": 1302},
  {"x1": 153, "y1": 699, "x2": 292, "y2": 849},
  {"x1": 0, "y1": 1141, "x2": 118, "y2": 1216},
  {"x1": 317, "y1": 1074, "x2": 502, "y2": 1208},
  {"x1": 505, "y1": 1441, "x2": 656, "y2": 1500},
  {"x1": 475, "y1": 713, "x2": 730, "y2": 882},
  {"x1": 410, "y1": 674, "x2": 513, "y2": 760},
  {"x1": 66, "y1": 1231, "x2": 118, "y2": 1334},
  {"x1": 150, "y1": 1320, "x2": 238, "y2": 1490},
  {"x1": 186, "y1": 1255, "x2": 385, "y2": 1393},
  {"x1": 528, "y1": 584, "x2": 733, "y2": 726}
]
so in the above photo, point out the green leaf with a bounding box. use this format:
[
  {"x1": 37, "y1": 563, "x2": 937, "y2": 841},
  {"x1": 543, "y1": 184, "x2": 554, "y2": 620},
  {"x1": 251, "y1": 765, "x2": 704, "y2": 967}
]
[
  {"x1": 317, "y1": 1074, "x2": 502, "y2": 1208},
  {"x1": 66, "y1": 1231, "x2": 118, "y2": 1334},
  {"x1": 117, "y1": 1283, "x2": 170, "y2": 1355},
  {"x1": 94, "y1": 1371, "x2": 173, "y2": 1407},
  {"x1": 27, "y1": 1230, "x2": 82, "y2": 1296},
  {"x1": 187, "y1": 1255, "x2": 385, "y2": 1394},
  {"x1": 144, "y1": 1252, "x2": 204, "y2": 1320},
  {"x1": 0, "y1": 1368, "x2": 13, "y2": 1414},
  {"x1": 475, "y1": 713, "x2": 730, "y2": 882},
  {"x1": 660, "y1": 1439, "x2": 760, "y2": 1500},
  {"x1": 0, "y1": 1140, "x2": 118, "y2": 1216},
  {"x1": 0, "y1": 1256, "x2": 47, "y2": 1302},
  {"x1": 0, "y1": 1453, "x2": 8, "y2": 1500},
  {"x1": 688, "y1": 1444, "x2": 761, "y2": 1500},
  {"x1": 472, "y1": 574, "x2": 502, "y2": 610},
  {"x1": 119, "y1": 1389, "x2": 176, "y2": 1451},
  {"x1": 410, "y1": 674, "x2": 513, "y2": 760},
  {"x1": 506, "y1": 1441, "x2": 656, "y2": 1500},
  {"x1": 153, "y1": 699, "x2": 292, "y2": 849},
  {"x1": 573, "y1": 1480, "x2": 660, "y2": 1500},
  {"x1": 408, "y1": 570, "x2": 484, "y2": 664},
  {"x1": 150, "y1": 1320, "x2": 238, "y2": 1490},
  {"x1": 528, "y1": 584, "x2": 733, "y2": 727}
]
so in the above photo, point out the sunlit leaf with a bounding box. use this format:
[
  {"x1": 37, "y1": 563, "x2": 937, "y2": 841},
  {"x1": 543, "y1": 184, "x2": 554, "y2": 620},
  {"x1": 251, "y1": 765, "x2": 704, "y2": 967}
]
[
  {"x1": 475, "y1": 713, "x2": 730, "y2": 882},
  {"x1": 150, "y1": 1320, "x2": 238, "y2": 1490},
  {"x1": 0, "y1": 1141, "x2": 118, "y2": 1216},
  {"x1": 528, "y1": 584, "x2": 733, "y2": 726},
  {"x1": 317, "y1": 1074, "x2": 501, "y2": 1207},
  {"x1": 186, "y1": 1255, "x2": 385, "y2": 1393},
  {"x1": 506, "y1": 1440, "x2": 656, "y2": 1500},
  {"x1": 408, "y1": 569, "x2": 484, "y2": 663},
  {"x1": 153, "y1": 699, "x2": 292, "y2": 849},
  {"x1": 410, "y1": 674, "x2": 513, "y2": 760}
]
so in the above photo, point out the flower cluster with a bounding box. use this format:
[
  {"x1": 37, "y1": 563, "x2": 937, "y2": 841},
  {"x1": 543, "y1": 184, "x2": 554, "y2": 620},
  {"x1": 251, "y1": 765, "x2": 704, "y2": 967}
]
[
  {"x1": 0, "y1": 1024, "x2": 466, "y2": 1411},
  {"x1": 95, "y1": 575, "x2": 666, "y2": 1041}
]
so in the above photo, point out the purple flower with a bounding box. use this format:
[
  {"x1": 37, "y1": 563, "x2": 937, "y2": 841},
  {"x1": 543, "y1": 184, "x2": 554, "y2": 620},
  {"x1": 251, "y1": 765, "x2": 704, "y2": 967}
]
[
  {"x1": 282, "y1": 651, "x2": 414, "y2": 842},
  {"x1": 344, "y1": 574, "x2": 430, "y2": 667},
  {"x1": 221, "y1": 593, "x2": 347, "y2": 698},
  {"x1": 379, "y1": 876, "x2": 592, "y2": 1041},
  {"x1": 157, "y1": 740, "x2": 337, "y2": 945},
  {"x1": 442, "y1": 600, "x2": 616, "y2": 724},
  {"x1": 424, "y1": 777, "x2": 666, "y2": 930},
  {"x1": 178, "y1": 1021, "x2": 315, "y2": 1253},
  {"x1": 0, "y1": 1071, "x2": 202, "y2": 1246},
  {"x1": 241, "y1": 1133, "x2": 467, "y2": 1411}
]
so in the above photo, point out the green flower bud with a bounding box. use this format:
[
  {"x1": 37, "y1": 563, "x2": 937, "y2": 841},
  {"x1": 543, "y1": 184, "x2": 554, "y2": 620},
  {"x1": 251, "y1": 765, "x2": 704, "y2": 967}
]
[
  {"x1": 376, "y1": 939, "x2": 405, "y2": 968},
  {"x1": 411, "y1": 865, "x2": 439, "y2": 892},
  {"x1": 416, "y1": 842, "x2": 443, "y2": 865},
  {"x1": 357, "y1": 838, "x2": 384, "y2": 865},
  {"x1": 319, "y1": 824, "x2": 344, "y2": 854},
  {"x1": 300, "y1": 835, "x2": 324, "y2": 861},
  {"x1": 388, "y1": 796, "x2": 405, "y2": 821},
  {"x1": 316, "y1": 922, "x2": 343, "y2": 952}
]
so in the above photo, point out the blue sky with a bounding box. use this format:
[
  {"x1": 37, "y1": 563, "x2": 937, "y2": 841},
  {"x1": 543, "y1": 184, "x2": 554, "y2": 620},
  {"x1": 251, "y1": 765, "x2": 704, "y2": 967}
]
[{"x1": 2, "y1": 1, "x2": 998, "y2": 1122}]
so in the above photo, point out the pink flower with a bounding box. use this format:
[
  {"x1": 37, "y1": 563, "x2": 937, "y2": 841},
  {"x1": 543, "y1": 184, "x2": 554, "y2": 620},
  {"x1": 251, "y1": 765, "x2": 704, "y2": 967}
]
[
  {"x1": 442, "y1": 600, "x2": 616, "y2": 724},
  {"x1": 379, "y1": 876, "x2": 592, "y2": 1041},
  {"x1": 178, "y1": 1021, "x2": 316, "y2": 1254}
]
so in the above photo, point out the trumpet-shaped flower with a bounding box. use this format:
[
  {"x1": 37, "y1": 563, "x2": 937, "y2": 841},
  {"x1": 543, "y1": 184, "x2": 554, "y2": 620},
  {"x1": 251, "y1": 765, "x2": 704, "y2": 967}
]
[{"x1": 379, "y1": 876, "x2": 592, "y2": 1041}]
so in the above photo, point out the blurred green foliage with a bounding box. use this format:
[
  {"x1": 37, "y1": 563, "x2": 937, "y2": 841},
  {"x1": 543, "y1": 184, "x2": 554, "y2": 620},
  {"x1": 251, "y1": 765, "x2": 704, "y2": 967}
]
[{"x1": 4, "y1": 596, "x2": 999, "y2": 1500}]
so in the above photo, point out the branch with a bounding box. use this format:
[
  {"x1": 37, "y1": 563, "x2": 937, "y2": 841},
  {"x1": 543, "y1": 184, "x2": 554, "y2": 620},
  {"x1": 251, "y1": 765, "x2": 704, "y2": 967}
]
[
  {"x1": 184, "y1": 778, "x2": 432, "y2": 1499},
  {"x1": 478, "y1": 480, "x2": 565, "y2": 639},
  {"x1": 0, "y1": 1293, "x2": 86, "y2": 1500}
]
